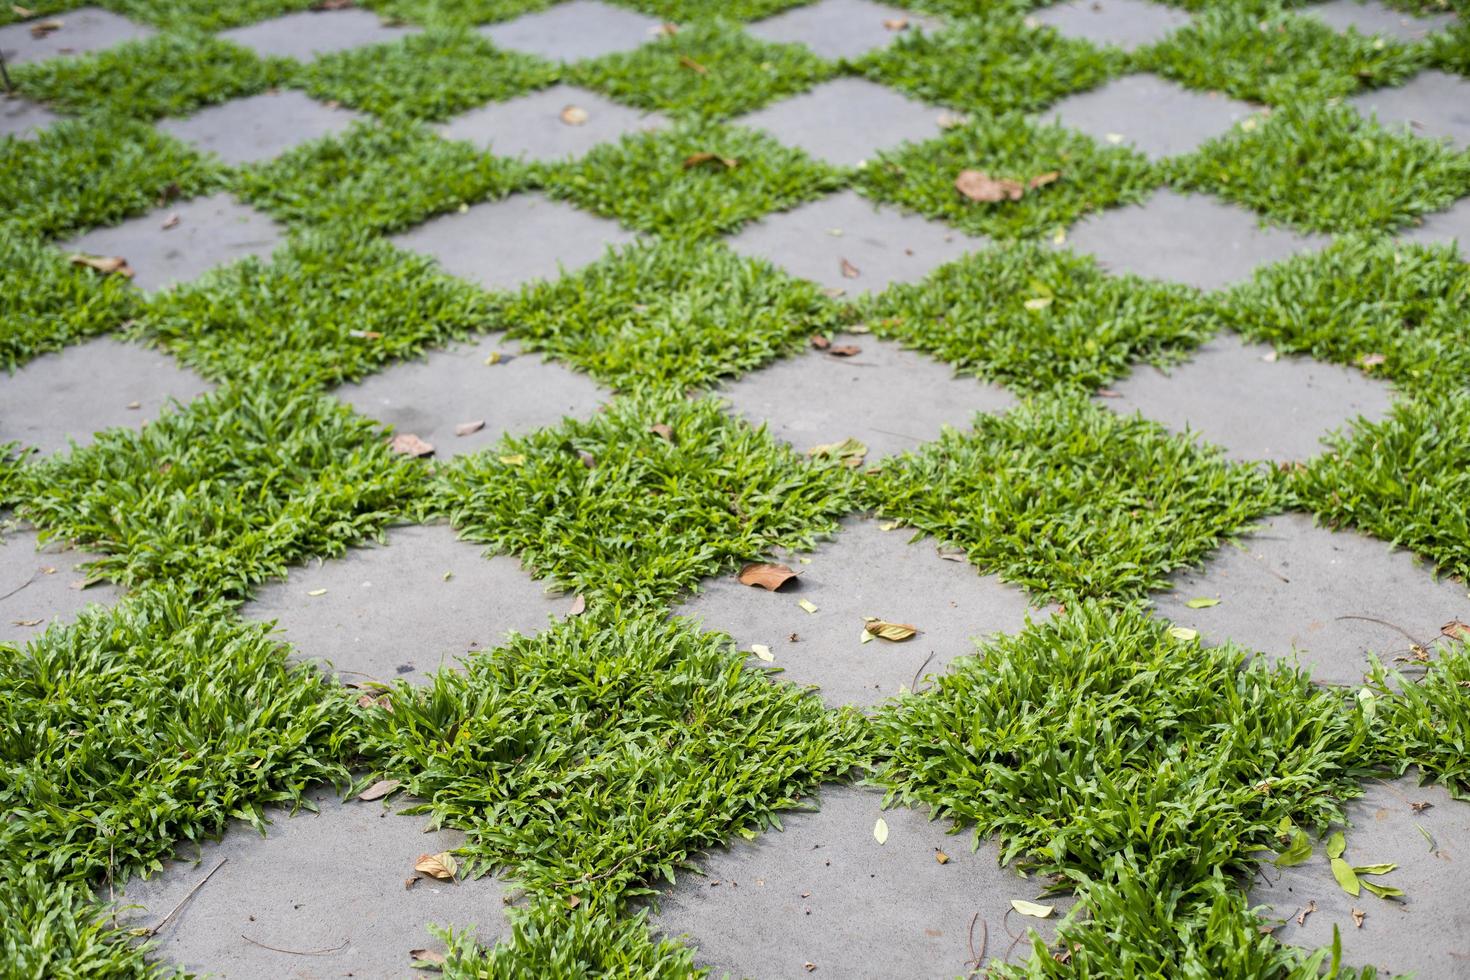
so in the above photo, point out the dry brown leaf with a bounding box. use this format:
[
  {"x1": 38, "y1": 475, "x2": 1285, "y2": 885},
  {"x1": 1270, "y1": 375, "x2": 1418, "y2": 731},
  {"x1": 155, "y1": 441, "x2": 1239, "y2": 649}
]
[
  {"x1": 11, "y1": 618, "x2": 42, "y2": 627},
  {"x1": 839, "y1": 257, "x2": 860, "y2": 279},
  {"x1": 356, "y1": 693, "x2": 392, "y2": 711},
  {"x1": 827, "y1": 344, "x2": 861, "y2": 357},
  {"x1": 650, "y1": 423, "x2": 675, "y2": 442},
  {"x1": 454, "y1": 419, "x2": 485, "y2": 437},
  {"x1": 358, "y1": 778, "x2": 401, "y2": 801},
  {"x1": 560, "y1": 104, "x2": 589, "y2": 125},
  {"x1": 809, "y1": 334, "x2": 831, "y2": 350},
  {"x1": 390, "y1": 433, "x2": 434, "y2": 457},
  {"x1": 882, "y1": 16, "x2": 908, "y2": 29},
  {"x1": 568, "y1": 594, "x2": 586, "y2": 616},
  {"x1": 678, "y1": 54, "x2": 708, "y2": 74},
  {"x1": 934, "y1": 848, "x2": 949, "y2": 864},
  {"x1": 682, "y1": 151, "x2": 738, "y2": 170},
  {"x1": 1443, "y1": 620, "x2": 1470, "y2": 642},
  {"x1": 864, "y1": 620, "x2": 919, "y2": 642},
  {"x1": 1360, "y1": 352, "x2": 1388, "y2": 369},
  {"x1": 160, "y1": 212, "x2": 180, "y2": 230},
  {"x1": 68, "y1": 253, "x2": 133, "y2": 278},
  {"x1": 414, "y1": 852, "x2": 458, "y2": 881},
  {"x1": 404, "y1": 876, "x2": 418, "y2": 890},
  {"x1": 1028, "y1": 170, "x2": 1061, "y2": 189},
  {"x1": 1096, "y1": 387, "x2": 1121, "y2": 398},
  {"x1": 29, "y1": 18, "x2": 62, "y2": 38},
  {"x1": 738, "y1": 562, "x2": 798, "y2": 591},
  {"x1": 1351, "y1": 907, "x2": 1365, "y2": 928},
  {"x1": 1296, "y1": 900, "x2": 1317, "y2": 926},
  {"x1": 955, "y1": 169, "x2": 1024, "y2": 203},
  {"x1": 565, "y1": 894, "x2": 582, "y2": 909},
  {"x1": 409, "y1": 948, "x2": 446, "y2": 965}
]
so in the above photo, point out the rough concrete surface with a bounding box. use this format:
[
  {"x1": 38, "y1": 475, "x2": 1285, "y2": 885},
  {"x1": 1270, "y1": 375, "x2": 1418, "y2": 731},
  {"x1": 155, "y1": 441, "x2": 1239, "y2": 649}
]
[
  {"x1": 1152, "y1": 512, "x2": 1470, "y2": 686},
  {"x1": 439, "y1": 83, "x2": 667, "y2": 162},
  {"x1": 651, "y1": 784, "x2": 1069, "y2": 978},
  {"x1": 1305, "y1": 0, "x2": 1456, "y2": 42},
  {"x1": 0, "y1": 6, "x2": 152, "y2": 66},
  {"x1": 1351, "y1": 70, "x2": 1470, "y2": 152},
  {"x1": 1, "y1": 94, "x2": 60, "y2": 139},
  {"x1": 675, "y1": 517, "x2": 1041, "y2": 708},
  {"x1": 243, "y1": 523, "x2": 570, "y2": 684},
  {"x1": 0, "y1": 336, "x2": 213, "y2": 457},
  {"x1": 218, "y1": 7, "x2": 419, "y2": 62},
  {"x1": 1044, "y1": 73, "x2": 1256, "y2": 161},
  {"x1": 745, "y1": 0, "x2": 941, "y2": 61},
  {"x1": 734, "y1": 77, "x2": 943, "y2": 167},
  {"x1": 0, "y1": 522, "x2": 122, "y2": 646},
  {"x1": 157, "y1": 90, "x2": 362, "y2": 166},
  {"x1": 480, "y1": 0, "x2": 659, "y2": 62},
  {"x1": 1031, "y1": 0, "x2": 1193, "y2": 51}
]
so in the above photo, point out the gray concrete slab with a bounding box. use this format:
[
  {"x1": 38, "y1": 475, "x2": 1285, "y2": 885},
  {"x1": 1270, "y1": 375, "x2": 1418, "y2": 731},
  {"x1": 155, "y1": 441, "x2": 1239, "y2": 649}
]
[
  {"x1": 1351, "y1": 70, "x2": 1470, "y2": 152},
  {"x1": 1031, "y1": 0, "x2": 1192, "y2": 50},
  {"x1": 650, "y1": 783, "x2": 1069, "y2": 977},
  {"x1": 745, "y1": 0, "x2": 942, "y2": 61},
  {"x1": 156, "y1": 90, "x2": 362, "y2": 167},
  {"x1": 336, "y1": 334, "x2": 608, "y2": 459},
  {"x1": 0, "y1": 522, "x2": 122, "y2": 646},
  {"x1": 1100, "y1": 333, "x2": 1396, "y2": 462},
  {"x1": 733, "y1": 77, "x2": 943, "y2": 167},
  {"x1": 439, "y1": 83, "x2": 666, "y2": 162},
  {"x1": 479, "y1": 0, "x2": 659, "y2": 62},
  {"x1": 726, "y1": 189, "x2": 977, "y2": 294},
  {"x1": 0, "y1": 336, "x2": 212, "y2": 457},
  {"x1": 675, "y1": 517, "x2": 1039, "y2": 708},
  {"x1": 0, "y1": 6, "x2": 153, "y2": 66},
  {"x1": 218, "y1": 7, "x2": 418, "y2": 63},
  {"x1": 388, "y1": 191, "x2": 635, "y2": 292},
  {"x1": 1249, "y1": 775, "x2": 1470, "y2": 977},
  {"x1": 58, "y1": 193, "x2": 286, "y2": 293},
  {"x1": 1043, "y1": 73, "x2": 1257, "y2": 162},
  {"x1": 243, "y1": 523, "x2": 569, "y2": 684},
  {"x1": 114, "y1": 785, "x2": 510, "y2": 978},
  {"x1": 1401, "y1": 195, "x2": 1470, "y2": 251},
  {"x1": 1, "y1": 94, "x2": 61, "y2": 140},
  {"x1": 1064, "y1": 188, "x2": 1327, "y2": 291},
  {"x1": 1152, "y1": 512, "x2": 1469, "y2": 686},
  {"x1": 1304, "y1": 0, "x2": 1455, "y2": 42},
  {"x1": 720, "y1": 333, "x2": 1015, "y2": 460}
]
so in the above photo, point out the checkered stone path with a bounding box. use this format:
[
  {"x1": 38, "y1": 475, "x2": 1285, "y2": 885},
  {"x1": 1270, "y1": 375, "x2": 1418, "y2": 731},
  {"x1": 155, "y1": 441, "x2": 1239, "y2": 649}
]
[
  {"x1": 440, "y1": 83, "x2": 666, "y2": 162},
  {"x1": 734, "y1": 77, "x2": 944, "y2": 167},
  {"x1": 157, "y1": 90, "x2": 362, "y2": 167},
  {"x1": 650, "y1": 784, "x2": 1070, "y2": 976},
  {"x1": 1152, "y1": 512, "x2": 1469, "y2": 687},
  {"x1": 0, "y1": 6, "x2": 152, "y2": 65},
  {"x1": 728, "y1": 190, "x2": 975, "y2": 294},
  {"x1": 1304, "y1": 0, "x2": 1456, "y2": 42},
  {"x1": 1065, "y1": 188, "x2": 1327, "y2": 290},
  {"x1": 0, "y1": 523, "x2": 121, "y2": 646},
  {"x1": 1, "y1": 95, "x2": 60, "y2": 140},
  {"x1": 1402, "y1": 196, "x2": 1470, "y2": 248},
  {"x1": 0, "y1": 336, "x2": 212, "y2": 457},
  {"x1": 1099, "y1": 333, "x2": 1395, "y2": 462},
  {"x1": 676, "y1": 517, "x2": 1038, "y2": 708},
  {"x1": 1044, "y1": 73, "x2": 1257, "y2": 161},
  {"x1": 114, "y1": 786, "x2": 511, "y2": 976},
  {"x1": 59, "y1": 193, "x2": 287, "y2": 293},
  {"x1": 1250, "y1": 775, "x2": 1470, "y2": 977},
  {"x1": 719, "y1": 332, "x2": 1015, "y2": 460},
  {"x1": 480, "y1": 0, "x2": 659, "y2": 62},
  {"x1": 336, "y1": 334, "x2": 608, "y2": 460},
  {"x1": 218, "y1": 7, "x2": 418, "y2": 62},
  {"x1": 1030, "y1": 0, "x2": 1192, "y2": 51},
  {"x1": 1351, "y1": 70, "x2": 1470, "y2": 152},
  {"x1": 744, "y1": 0, "x2": 941, "y2": 61}
]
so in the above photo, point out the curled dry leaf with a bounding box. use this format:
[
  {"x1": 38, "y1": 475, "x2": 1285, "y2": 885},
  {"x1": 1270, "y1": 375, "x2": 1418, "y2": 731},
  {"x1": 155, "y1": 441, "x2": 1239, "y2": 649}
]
[
  {"x1": 809, "y1": 334, "x2": 831, "y2": 350},
  {"x1": 390, "y1": 433, "x2": 434, "y2": 457},
  {"x1": 29, "y1": 18, "x2": 62, "y2": 38},
  {"x1": 1296, "y1": 900, "x2": 1317, "y2": 926},
  {"x1": 560, "y1": 104, "x2": 589, "y2": 125},
  {"x1": 882, "y1": 16, "x2": 908, "y2": 29},
  {"x1": 161, "y1": 212, "x2": 180, "y2": 230},
  {"x1": 414, "y1": 851, "x2": 458, "y2": 881},
  {"x1": 1360, "y1": 352, "x2": 1387, "y2": 369},
  {"x1": 1028, "y1": 170, "x2": 1061, "y2": 189},
  {"x1": 864, "y1": 619, "x2": 919, "y2": 642},
  {"x1": 68, "y1": 254, "x2": 134, "y2": 278},
  {"x1": 454, "y1": 419, "x2": 485, "y2": 437},
  {"x1": 839, "y1": 257, "x2": 860, "y2": 279},
  {"x1": 358, "y1": 778, "x2": 401, "y2": 801},
  {"x1": 1351, "y1": 907, "x2": 1366, "y2": 928},
  {"x1": 683, "y1": 152, "x2": 738, "y2": 170},
  {"x1": 955, "y1": 169, "x2": 1024, "y2": 203},
  {"x1": 738, "y1": 562, "x2": 798, "y2": 591},
  {"x1": 1439, "y1": 620, "x2": 1469, "y2": 642},
  {"x1": 409, "y1": 948, "x2": 446, "y2": 965},
  {"x1": 650, "y1": 423, "x2": 675, "y2": 442},
  {"x1": 827, "y1": 345, "x2": 861, "y2": 357},
  {"x1": 678, "y1": 54, "x2": 708, "y2": 74},
  {"x1": 12, "y1": 619, "x2": 42, "y2": 627}
]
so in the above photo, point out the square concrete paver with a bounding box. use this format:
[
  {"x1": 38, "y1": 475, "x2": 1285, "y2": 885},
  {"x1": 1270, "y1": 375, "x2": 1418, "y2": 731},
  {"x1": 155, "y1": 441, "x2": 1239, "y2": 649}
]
[
  {"x1": 720, "y1": 333, "x2": 1015, "y2": 460},
  {"x1": 1031, "y1": 0, "x2": 1192, "y2": 51},
  {"x1": 745, "y1": 0, "x2": 941, "y2": 61},
  {"x1": 156, "y1": 90, "x2": 361, "y2": 166},
  {"x1": 114, "y1": 786, "x2": 510, "y2": 977},
  {"x1": 1065, "y1": 188, "x2": 1326, "y2": 291},
  {"x1": 1044, "y1": 73, "x2": 1257, "y2": 161},
  {"x1": 336, "y1": 334, "x2": 608, "y2": 459},
  {"x1": 676, "y1": 517, "x2": 1039, "y2": 708},
  {"x1": 244, "y1": 523, "x2": 570, "y2": 684},
  {"x1": 1250, "y1": 775, "x2": 1470, "y2": 977},
  {"x1": 0, "y1": 523, "x2": 122, "y2": 646},
  {"x1": 0, "y1": 7, "x2": 153, "y2": 66},
  {"x1": 218, "y1": 7, "x2": 418, "y2": 62},
  {"x1": 1401, "y1": 195, "x2": 1470, "y2": 250},
  {"x1": 389, "y1": 192, "x2": 635, "y2": 292},
  {"x1": 1152, "y1": 512, "x2": 1469, "y2": 686},
  {"x1": 651, "y1": 784, "x2": 1068, "y2": 977},
  {"x1": 480, "y1": 0, "x2": 659, "y2": 62},
  {"x1": 1351, "y1": 70, "x2": 1470, "y2": 151},
  {"x1": 1100, "y1": 333, "x2": 1396, "y2": 462},
  {"x1": 440, "y1": 83, "x2": 666, "y2": 162},
  {"x1": 0, "y1": 336, "x2": 212, "y2": 457},
  {"x1": 58, "y1": 193, "x2": 286, "y2": 293},
  {"x1": 1305, "y1": 0, "x2": 1455, "y2": 42},
  {"x1": 734, "y1": 77, "x2": 943, "y2": 167},
  {"x1": 726, "y1": 190, "x2": 976, "y2": 294},
  {"x1": 1, "y1": 95, "x2": 60, "y2": 139}
]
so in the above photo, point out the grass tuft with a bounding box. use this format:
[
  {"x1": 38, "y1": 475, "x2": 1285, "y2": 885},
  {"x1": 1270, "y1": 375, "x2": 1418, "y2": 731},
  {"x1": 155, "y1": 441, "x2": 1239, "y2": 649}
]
[{"x1": 1, "y1": 233, "x2": 140, "y2": 373}]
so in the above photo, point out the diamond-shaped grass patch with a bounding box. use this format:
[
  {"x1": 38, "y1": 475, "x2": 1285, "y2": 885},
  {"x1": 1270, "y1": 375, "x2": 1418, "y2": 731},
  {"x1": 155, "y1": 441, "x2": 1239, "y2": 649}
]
[
  {"x1": 217, "y1": 6, "x2": 419, "y2": 62},
  {"x1": 862, "y1": 395, "x2": 1282, "y2": 602},
  {"x1": 156, "y1": 89, "x2": 362, "y2": 167},
  {"x1": 439, "y1": 82, "x2": 668, "y2": 162},
  {"x1": 0, "y1": 6, "x2": 152, "y2": 66},
  {"x1": 1043, "y1": 73, "x2": 1256, "y2": 162},
  {"x1": 733, "y1": 76, "x2": 943, "y2": 168},
  {"x1": 1030, "y1": 0, "x2": 1192, "y2": 52},
  {"x1": 480, "y1": 0, "x2": 660, "y2": 61}
]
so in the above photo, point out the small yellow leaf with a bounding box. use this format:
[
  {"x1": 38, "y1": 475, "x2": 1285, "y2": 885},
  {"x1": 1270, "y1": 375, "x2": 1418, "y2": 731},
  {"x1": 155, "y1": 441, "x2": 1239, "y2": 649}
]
[
  {"x1": 935, "y1": 848, "x2": 949, "y2": 864},
  {"x1": 873, "y1": 817, "x2": 889, "y2": 844},
  {"x1": 751, "y1": 644, "x2": 775, "y2": 662},
  {"x1": 1023, "y1": 296, "x2": 1052, "y2": 311},
  {"x1": 1011, "y1": 899, "x2": 1054, "y2": 918},
  {"x1": 798, "y1": 599, "x2": 819, "y2": 614},
  {"x1": 860, "y1": 629, "x2": 875, "y2": 644},
  {"x1": 498, "y1": 454, "x2": 527, "y2": 466},
  {"x1": 307, "y1": 589, "x2": 327, "y2": 597},
  {"x1": 865, "y1": 620, "x2": 919, "y2": 642},
  {"x1": 1167, "y1": 626, "x2": 1198, "y2": 642},
  {"x1": 560, "y1": 105, "x2": 588, "y2": 125}
]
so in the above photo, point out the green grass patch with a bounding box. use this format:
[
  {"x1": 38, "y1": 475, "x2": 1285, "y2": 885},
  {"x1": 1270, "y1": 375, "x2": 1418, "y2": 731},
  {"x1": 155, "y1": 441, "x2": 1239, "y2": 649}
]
[
  {"x1": 0, "y1": 445, "x2": 29, "y2": 511},
  {"x1": 1, "y1": 869, "x2": 175, "y2": 978},
  {"x1": 611, "y1": 0, "x2": 813, "y2": 19},
  {"x1": 18, "y1": 385, "x2": 424, "y2": 598},
  {"x1": 295, "y1": 27, "x2": 560, "y2": 121},
  {"x1": 863, "y1": 396, "x2": 1282, "y2": 601},
  {"x1": 498, "y1": 239, "x2": 843, "y2": 392},
  {"x1": 1428, "y1": 18, "x2": 1470, "y2": 73},
  {"x1": 1213, "y1": 236, "x2": 1470, "y2": 391},
  {"x1": 431, "y1": 392, "x2": 858, "y2": 609},
  {"x1": 856, "y1": 113, "x2": 1158, "y2": 239},
  {"x1": 569, "y1": 19, "x2": 834, "y2": 119},
  {"x1": 857, "y1": 18, "x2": 1123, "y2": 114},
  {"x1": 13, "y1": 32, "x2": 288, "y2": 121},
  {"x1": 1136, "y1": 7, "x2": 1429, "y2": 105},
  {"x1": 110, "y1": 0, "x2": 317, "y2": 30},
  {"x1": 1366, "y1": 639, "x2": 1470, "y2": 799},
  {"x1": 234, "y1": 119, "x2": 532, "y2": 232},
  {"x1": 542, "y1": 121, "x2": 844, "y2": 240},
  {"x1": 363, "y1": 0, "x2": 553, "y2": 26},
  {"x1": 864, "y1": 243, "x2": 1214, "y2": 395},
  {"x1": 1168, "y1": 102, "x2": 1470, "y2": 234},
  {"x1": 134, "y1": 229, "x2": 499, "y2": 389},
  {"x1": 1, "y1": 234, "x2": 140, "y2": 373}
]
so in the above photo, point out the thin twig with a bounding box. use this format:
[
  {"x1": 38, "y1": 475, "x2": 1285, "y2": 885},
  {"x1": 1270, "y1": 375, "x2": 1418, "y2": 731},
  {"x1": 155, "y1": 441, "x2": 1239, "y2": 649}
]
[
  {"x1": 1335, "y1": 615, "x2": 1431, "y2": 653},
  {"x1": 240, "y1": 934, "x2": 348, "y2": 956},
  {"x1": 149, "y1": 859, "x2": 228, "y2": 937},
  {"x1": 910, "y1": 650, "x2": 936, "y2": 695},
  {"x1": 964, "y1": 912, "x2": 989, "y2": 978},
  {"x1": 0, "y1": 569, "x2": 41, "y2": 602}
]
